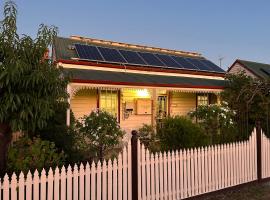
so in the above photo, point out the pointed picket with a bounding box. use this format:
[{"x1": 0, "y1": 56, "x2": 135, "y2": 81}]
[
  {"x1": 137, "y1": 141, "x2": 141, "y2": 200},
  {"x1": 60, "y1": 166, "x2": 67, "y2": 200},
  {"x1": 127, "y1": 141, "x2": 132, "y2": 200},
  {"x1": 190, "y1": 149, "x2": 195, "y2": 196},
  {"x1": 163, "y1": 152, "x2": 168, "y2": 199},
  {"x1": 146, "y1": 149, "x2": 150, "y2": 200},
  {"x1": 102, "y1": 160, "x2": 107, "y2": 200},
  {"x1": 168, "y1": 151, "x2": 172, "y2": 200},
  {"x1": 97, "y1": 161, "x2": 102, "y2": 200},
  {"x1": 118, "y1": 154, "x2": 123, "y2": 200},
  {"x1": 3, "y1": 174, "x2": 9, "y2": 200},
  {"x1": 107, "y1": 160, "x2": 113, "y2": 200},
  {"x1": 141, "y1": 144, "x2": 146, "y2": 200},
  {"x1": 91, "y1": 162, "x2": 96, "y2": 200},
  {"x1": 48, "y1": 168, "x2": 54, "y2": 200},
  {"x1": 123, "y1": 147, "x2": 127, "y2": 200},
  {"x1": 10, "y1": 173, "x2": 17, "y2": 200},
  {"x1": 150, "y1": 153, "x2": 155, "y2": 200},
  {"x1": 67, "y1": 165, "x2": 73, "y2": 200},
  {"x1": 171, "y1": 151, "x2": 176, "y2": 199},
  {"x1": 79, "y1": 163, "x2": 85, "y2": 200},
  {"x1": 113, "y1": 159, "x2": 118, "y2": 200},
  {"x1": 175, "y1": 150, "x2": 180, "y2": 199},
  {"x1": 197, "y1": 147, "x2": 202, "y2": 195},
  {"x1": 33, "y1": 170, "x2": 39, "y2": 200},
  {"x1": 182, "y1": 149, "x2": 187, "y2": 198},
  {"x1": 54, "y1": 167, "x2": 60, "y2": 200},
  {"x1": 85, "y1": 163, "x2": 91, "y2": 200},
  {"x1": 159, "y1": 152, "x2": 164, "y2": 200},
  {"x1": 18, "y1": 172, "x2": 25, "y2": 200},
  {"x1": 154, "y1": 153, "x2": 160, "y2": 200},
  {"x1": 41, "y1": 169, "x2": 47, "y2": 200},
  {"x1": 194, "y1": 148, "x2": 198, "y2": 196},
  {"x1": 179, "y1": 150, "x2": 184, "y2": 199}
]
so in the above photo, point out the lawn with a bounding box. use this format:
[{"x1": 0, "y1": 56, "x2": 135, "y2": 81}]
[{"x1": 196, "y1": 182, "x2": 270, "y2": 200}]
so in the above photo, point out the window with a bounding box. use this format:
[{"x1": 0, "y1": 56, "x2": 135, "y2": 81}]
[
  {"x1": 197, "y1": 94, "x2": 209, "y2": 106},
  {"x1": 99, "y1": 90, "x2": 118, "y2": 118}
]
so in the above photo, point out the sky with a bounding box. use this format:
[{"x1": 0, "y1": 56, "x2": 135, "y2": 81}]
[{"x1": 1, "y1": 0, "x2": 270, "y2": 70}]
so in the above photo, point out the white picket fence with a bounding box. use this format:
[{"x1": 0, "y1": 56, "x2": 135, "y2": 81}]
[
  {"x1": 261, "y1": 132, "x2": 270, "y2": 179},
  {"x1": 137, "y1": 129, "x2": 258, "y2": 200},
  {"x1": 0, "y1": 142, "x2": 132, "y2": 200},
  {"x1": 2, "y1": 129, "x2": 270, "y2": 200}
]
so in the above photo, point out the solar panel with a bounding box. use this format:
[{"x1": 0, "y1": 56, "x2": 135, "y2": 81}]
[
  {"x1": 199, "y1": 60, "x2": 225, "y2": 73},
  {"x1": 74, "y1": 43, "x2": 225, "y2": 73},
  {"x1": 138, "y1": 52, "x2": 165, "y2": 67},
  {"x1": 118, "y1": 49, "x2": 146, "y2": 65},
  {"x1": 185, "y1": 58, "x2": 212, "y2": 71},
  {"x1": 171, "y1": 56, "x2": 198, "y2": 70},
  {"x1": 155, "y1": 54, "x2": 182, "y2": 68},
  {"x1": 97, "y1": 47, "x2": 127, "y2": 63},
  {"x1": 75, "y1": 44, "x2": 103, "y2": 61}
]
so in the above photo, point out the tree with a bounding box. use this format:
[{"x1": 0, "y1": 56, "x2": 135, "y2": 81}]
[
  {"x1": 221, "y1": 72, "x2": 270, "y2": 138},
  {"x1": 0, "y1": 1, "x2": 68, "y2": 176},
  {"x1": 75, "y1": 110, "x2": 124, "y2": 161}
]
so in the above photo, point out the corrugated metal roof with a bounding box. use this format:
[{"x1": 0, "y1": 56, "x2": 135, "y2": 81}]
[
  {"x1": 237, "y1": 60, "x2": 270, "y2": 79},
  {"x1": 64, "y1": 68, "x2": 226, "y2": 88}
]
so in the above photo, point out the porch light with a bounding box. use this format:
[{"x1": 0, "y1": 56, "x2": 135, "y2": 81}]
[{"x1": 137, "y1": 89, "x2": 149, "y2": 98}]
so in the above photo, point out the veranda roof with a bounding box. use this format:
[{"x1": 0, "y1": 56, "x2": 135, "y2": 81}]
[{"x1": 64, "y1": 68, "x2": 226, "y2": 89}]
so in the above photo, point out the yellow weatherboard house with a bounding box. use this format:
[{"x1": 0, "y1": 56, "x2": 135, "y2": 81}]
[{"x1": 53, "y1": 36, "x2": 226, "y2": 133}]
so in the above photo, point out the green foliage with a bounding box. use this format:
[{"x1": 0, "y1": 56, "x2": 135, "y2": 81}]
[
  {"x1": 0, "y1": 0, "x2": 68, "y2": 133},
  {"x1": 7, "y1": 136, "x2": 65, "y2": 175},
  {"x1": 157, "y1": 116, "x2": 209, "y2": 151},
  {"x1": 221, "y1": 72, "x2": 270, "y2": 138},
  {"x1": 188, "y1": 104, "x2": 236, "y2": 143},
  {"x1": 75, "y1": 110, "x2": 124, "y2": 160},
  {"x1": 138, "y1": 124, "x2": 160, "y2": 152},
  {"x1": 37, "y1": 106, "x2": 83, "y2": 164}
]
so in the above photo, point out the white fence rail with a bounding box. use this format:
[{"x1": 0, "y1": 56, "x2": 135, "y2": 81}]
[
  {"x1": 0, "y1": 142, "x2": 132, "y2": 200},
  {"x1": 137, "y1": 129, "x2": 257, "y2": 200},
  {"x1": 2, "y1": 129, "x2": 270, "y2": 200}
]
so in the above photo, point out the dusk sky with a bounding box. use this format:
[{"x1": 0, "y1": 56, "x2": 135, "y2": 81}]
[{"x1": 1, "y1": 0, "x2": 270, "y2": 70}]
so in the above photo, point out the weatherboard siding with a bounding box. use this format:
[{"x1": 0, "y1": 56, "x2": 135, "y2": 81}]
[
  {"x1": 71, "y1": 89, "x2": 97, "y2": 119},
  {"x1": 170, "y1": 92, "x2": 196, "y2": 116},
  {"x1": 120, "y1": 89, "x2": 152, "y2": 133},
  {"x1": 229, "y1": 63, "x2": 257, "y2": 78}
]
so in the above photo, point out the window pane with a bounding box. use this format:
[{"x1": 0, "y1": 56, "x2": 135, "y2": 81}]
[{"x1": 100, "y1": 90, "x2": 118, "y2": 118}]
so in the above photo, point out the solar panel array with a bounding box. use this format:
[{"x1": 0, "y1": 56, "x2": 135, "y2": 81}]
[{"x1": 75, "y1": 43, "x2": 224, "y2": 73}]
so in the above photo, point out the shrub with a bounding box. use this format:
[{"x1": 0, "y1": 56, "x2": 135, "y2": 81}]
[
  {"x1": 75, "y1": 109, "x2": 124, "y2": 161},
  {"x1": 7, "y1": 137, "x2": 65, "y2": 175},
  {"x1": 157, "y1": 116, "x2": 209, "y2": 151},
  {"x1": 37, "y1": 105, "x2": 83, "y2": 164},
  {"x1": 188, "y1": 103, "x2": 236, "y2": 143},
  {"x1": 138, "y1": 124, "x2": 160, "y2": 152}
]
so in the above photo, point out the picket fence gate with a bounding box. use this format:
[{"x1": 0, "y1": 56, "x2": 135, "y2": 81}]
[{"x1": 1, "y1": 128, "x2": 270, "y2": 200}]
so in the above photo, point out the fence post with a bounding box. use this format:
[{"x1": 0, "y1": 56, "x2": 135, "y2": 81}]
[
  {"x1": 131, "y1": 130, "x2": 138, "y2": 200},
  {"x1": 256, "y1": 121, "x2": 262, "y2": 182}
]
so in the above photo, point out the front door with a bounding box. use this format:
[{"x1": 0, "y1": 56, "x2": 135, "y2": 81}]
[{"x1": 157, "y1": 95, "x2": 167, "y2": 120}]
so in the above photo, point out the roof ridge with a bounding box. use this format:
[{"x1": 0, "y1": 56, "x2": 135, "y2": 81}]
[
  {"x1": 69, "y1": 35, "x2": 202, "y2": 58},
  {"x1": 238, "y1": 59, "x2": 270, "y2": 66}
]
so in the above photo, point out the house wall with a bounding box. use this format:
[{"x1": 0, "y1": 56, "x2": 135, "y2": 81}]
[
  {"x1": 170, "y1": 92, "x2": 196, "y2": 116},
  {"x1": 71, "y1": 89, "x2": 97, "y2": 119},
  {"x1": 229, "y1": 63, "x2": 257, "y2": 78},
  {"x1": 120, "y1": 89, "x2": 152, "y2": 134}
]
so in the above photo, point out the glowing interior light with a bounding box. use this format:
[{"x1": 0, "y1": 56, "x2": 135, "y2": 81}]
[{"x1": 137, "y1": 89, "x2": 149, "y2": 97}]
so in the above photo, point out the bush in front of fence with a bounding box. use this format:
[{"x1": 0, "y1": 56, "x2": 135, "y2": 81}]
[
  {"x1": 75, "y1": 110, "x2": 124, "y2": 161},
  {"x1": 7, "y1": 136, "x2": 65, "y2": 175},
  {"x1": 157, "y1": 116, "x2": 210, "y2": 151}
]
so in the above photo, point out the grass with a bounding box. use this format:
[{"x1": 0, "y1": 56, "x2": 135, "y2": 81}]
[{"x1": 196, "y1": 182, "x2": 270, "y2": 200}]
